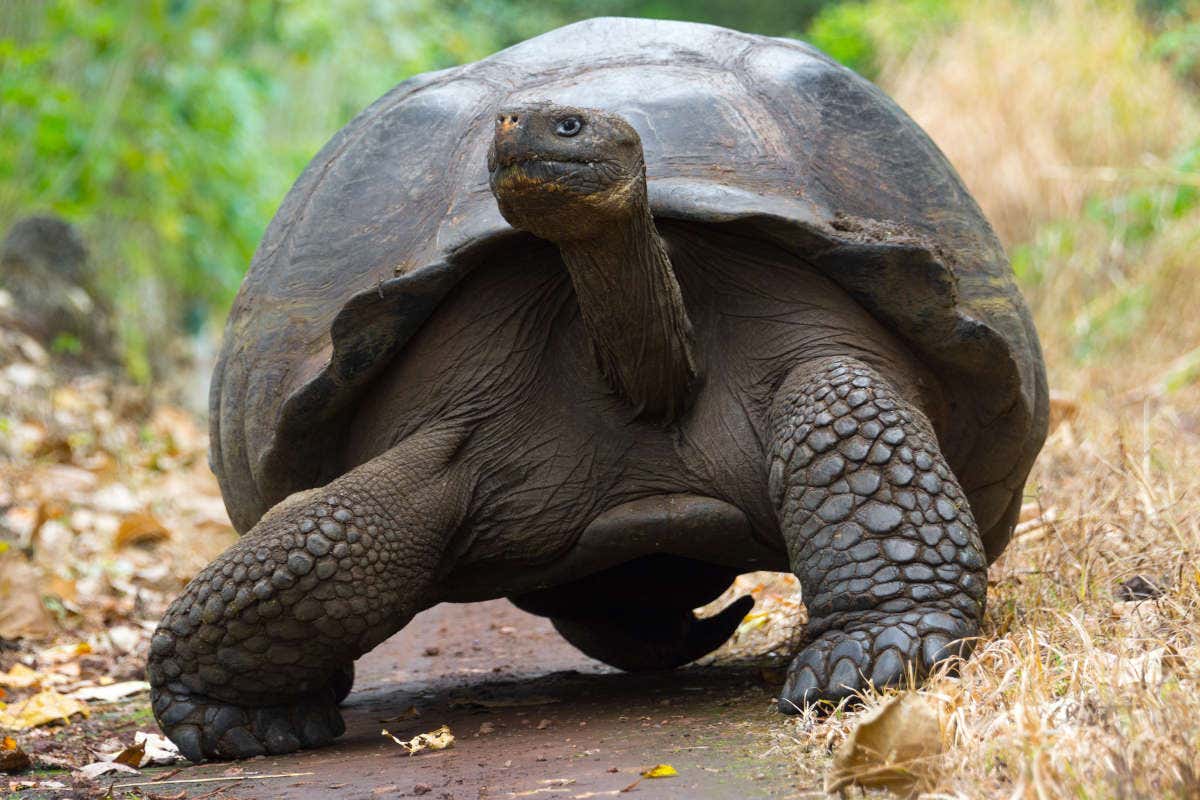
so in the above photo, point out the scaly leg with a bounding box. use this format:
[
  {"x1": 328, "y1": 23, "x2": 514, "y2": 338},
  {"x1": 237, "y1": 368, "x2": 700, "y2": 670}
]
[
  {"x1": 769, "y1": 358, "x2": 986, "y2": 710},
  {"x1": 147, "y1": 430, "x2": 469, "y2": 760}
]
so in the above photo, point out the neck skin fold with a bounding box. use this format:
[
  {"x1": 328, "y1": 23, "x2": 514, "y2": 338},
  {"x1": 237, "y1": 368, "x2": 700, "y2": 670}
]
[{"x1": 557, "y1": 190, "x2": 699, "y2": 421}]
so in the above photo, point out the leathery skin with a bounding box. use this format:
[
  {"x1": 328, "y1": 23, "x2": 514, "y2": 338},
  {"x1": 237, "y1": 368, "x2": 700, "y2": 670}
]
[{"x1": 769, "y1": 358, "x2": 987, "y2": 710}]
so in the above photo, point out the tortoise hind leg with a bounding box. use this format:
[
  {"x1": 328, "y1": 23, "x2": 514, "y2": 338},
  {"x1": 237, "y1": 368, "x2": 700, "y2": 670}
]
[
  {"x1": 512, "y1": 555, "x2": 753, "y2": 671},
  {"x1": 769, "y1": 358, "x2": 987, "y2": 710}
]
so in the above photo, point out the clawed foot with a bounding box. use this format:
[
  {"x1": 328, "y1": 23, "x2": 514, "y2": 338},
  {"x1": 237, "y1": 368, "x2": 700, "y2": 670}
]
[
  {"x1": 778, "y1": 607, "x2": 977, "y2": 712},
  {"x1": 151, "y1": 683, "x2": 345, "y2": 762}
]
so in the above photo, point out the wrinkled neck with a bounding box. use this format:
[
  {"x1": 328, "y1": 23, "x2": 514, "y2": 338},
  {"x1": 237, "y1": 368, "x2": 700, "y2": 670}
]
[{"x1": 557, "y1": 192, "x2": 699, "y2": 421}]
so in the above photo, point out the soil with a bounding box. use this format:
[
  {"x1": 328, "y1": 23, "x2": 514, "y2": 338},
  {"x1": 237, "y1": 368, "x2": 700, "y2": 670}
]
[{"x1": 90, "y1": 600, "x2": 816, "y2": 799}]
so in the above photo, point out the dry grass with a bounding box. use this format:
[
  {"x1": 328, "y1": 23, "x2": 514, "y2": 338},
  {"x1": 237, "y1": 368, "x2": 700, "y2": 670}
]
[{"x1": 886, "y1": 0, "x2": 1199, "y2": 247}]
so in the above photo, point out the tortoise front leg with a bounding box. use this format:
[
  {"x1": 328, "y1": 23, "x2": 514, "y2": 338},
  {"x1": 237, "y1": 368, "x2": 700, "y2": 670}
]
[
  {"x1": 769, "y1": 358, "x2": 987, "y2": 710},
  {"x1": 147, "y1": 431, "x2": 469, "y2": 761}
]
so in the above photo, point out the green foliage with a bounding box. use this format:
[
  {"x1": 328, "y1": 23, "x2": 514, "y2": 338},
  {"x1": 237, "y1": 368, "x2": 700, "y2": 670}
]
[
  {"x1": 0, "y1": 0, "x2": 840, "y2": 378},
  {"x1": 806, "y1": 0, "x2": 963, "y2": 77}
]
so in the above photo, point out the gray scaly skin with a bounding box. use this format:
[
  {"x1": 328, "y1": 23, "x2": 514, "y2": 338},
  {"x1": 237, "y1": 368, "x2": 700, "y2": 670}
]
[
  {"x1": 147, "y1": 430, "x2": 468, "y2": 761},
  {"x1": 769, "y1": 358, "x2": 986, "y2": 708}
]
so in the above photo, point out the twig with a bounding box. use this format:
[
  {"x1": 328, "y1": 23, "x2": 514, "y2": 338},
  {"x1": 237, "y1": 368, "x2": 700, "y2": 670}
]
[
  {"x1": 150, "y1": 767, "x2": 184, "y2": 782},
  {"x1": 112, "y1": 771, "x2": 314, "y2": 788}
]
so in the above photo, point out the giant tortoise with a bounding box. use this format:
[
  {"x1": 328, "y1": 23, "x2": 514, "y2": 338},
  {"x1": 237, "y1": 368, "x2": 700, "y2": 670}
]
[{"x1": 148, "y1": 17, "x2": 1048, "y2": 761}]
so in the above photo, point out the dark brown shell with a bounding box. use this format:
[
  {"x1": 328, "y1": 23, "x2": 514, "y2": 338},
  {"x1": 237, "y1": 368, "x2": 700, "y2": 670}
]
[{"x1": 212, "y1": 17, "x2": 1048, "y2": 558}]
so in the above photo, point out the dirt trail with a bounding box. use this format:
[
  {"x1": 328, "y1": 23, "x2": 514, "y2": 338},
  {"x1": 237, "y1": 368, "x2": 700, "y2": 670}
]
[{"x1": 124, "y1": 600, "x2": 813, "y2": 799}]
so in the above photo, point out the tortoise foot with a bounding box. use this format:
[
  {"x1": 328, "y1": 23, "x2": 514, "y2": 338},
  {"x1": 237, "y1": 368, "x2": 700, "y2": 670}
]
[
  {"x1": 150, "y1": 683, "x2": 345, "y2": 762},
  {"x1": 777, "y1": 606, "x2": 976, "y2": 712}
]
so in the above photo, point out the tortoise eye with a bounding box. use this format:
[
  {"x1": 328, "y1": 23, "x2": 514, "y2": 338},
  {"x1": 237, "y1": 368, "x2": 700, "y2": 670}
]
[{"x1": 555, "y1": 117, "x2": 583, "y2": 137}]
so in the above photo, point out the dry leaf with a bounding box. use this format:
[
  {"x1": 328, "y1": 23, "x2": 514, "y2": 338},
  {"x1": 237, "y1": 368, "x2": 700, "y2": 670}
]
[
  {"x1": 38, "y1": 642, "x2": 91, "y2": 664},
  {"x1": 131, "y1": 731, "x2": 182, "y2": 766},
  {"x1": 0, "y1": 737, "x2": 31, "y2": 772},
  {"x1": 114, "y1": 512, "x2": 170, "y2": 549},
  {"x1": 1099, "y1": 646, "x2": 1187, "y2": 687},
  {"x1": 641, "y1": 764, "x2": 678, "y2": 778},
  {"x1": 76, "y1": 761, "x2": 139, "y2": 780},
  {"x1": 112, "y1": 739, "x2": 145, "y2": 767},
  {"x1": 69, "y1": 680, "x2": 150, "y2": 702},
  {"x1": 0, "y1": 557, "x2": 54, "y2": 639},
  {"x1": 0, "y1": 664, "x2": 44, "y2": 690},
  {"x1": 0, "y1": 689, "x2": 89, "y2": 729},
  {"x1": 381, "y1": 725, "x2": 454, "y2": 755},
  {"x1": 826, "y1": 692, "x2": 945, "y2": 797}
]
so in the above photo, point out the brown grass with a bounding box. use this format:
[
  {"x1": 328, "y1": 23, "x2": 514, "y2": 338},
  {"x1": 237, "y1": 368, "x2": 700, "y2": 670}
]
[{"x1": 886, "y1": 0, "x2": 1199, "y2": 247}]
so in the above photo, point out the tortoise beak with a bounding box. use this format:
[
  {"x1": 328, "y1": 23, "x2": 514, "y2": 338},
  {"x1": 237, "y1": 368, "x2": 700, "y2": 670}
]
[{"x1": 490, "y1": 111, "x2": 533, "y2": 172}]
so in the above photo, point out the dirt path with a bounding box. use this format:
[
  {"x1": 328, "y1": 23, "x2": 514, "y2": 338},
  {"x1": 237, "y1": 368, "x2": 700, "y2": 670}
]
[{"x1": 118, "y1": 600, "x2": 814, "y2": 799}]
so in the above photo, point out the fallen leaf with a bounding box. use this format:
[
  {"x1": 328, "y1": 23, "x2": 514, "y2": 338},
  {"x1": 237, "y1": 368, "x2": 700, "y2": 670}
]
[
  {"x1": 76, "y1": 761, "x2": 139, "y2": 780},
  {"x1": 0, "y1": 737, "x2": 30, "y2": 772},
  {"x1": 112, "y1": 739, "x2": 145, "y2": 767},
  {"x1": 381, "y1": 725, "x2": 454, "y2": 755},
  {"x1": 825, "y1": 692, "x2": 944, "y2": 797},
  {"x1": 0, "y1": 689, "x2": 89, "y2": 729},
  {"x1": 641, "y1": 764, "x2": 678, "y2": 779},
  {"x1": 37, "y1": 641, "x2": 91, "y2": 664},
  {"x1": 0, "y1": 664, "x2": 44, "y2": 690},
  {"x1": 70, "y1": 680, "x2": 150, "y2": 702},
  {"x1": 0, "y1": 557, "x2": 54, "y2": 639},
  {"x1": 1099, "y1": 646, "x2": 1187, "y2": 686},
  {"x1": 476, "y1": 721, "x2": 495, "y2": 736},
  {"x1": 132, "y1": 731, "x2": 182, "y2": 766},
  {"x1": 114, "y1": 511, "x2": 170, "y2": 549}
]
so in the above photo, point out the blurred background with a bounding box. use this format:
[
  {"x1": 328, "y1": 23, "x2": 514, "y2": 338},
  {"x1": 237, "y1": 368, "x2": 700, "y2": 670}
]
[{"x1": 2, "y1": 0, "x2": 1199, "y2": 398}]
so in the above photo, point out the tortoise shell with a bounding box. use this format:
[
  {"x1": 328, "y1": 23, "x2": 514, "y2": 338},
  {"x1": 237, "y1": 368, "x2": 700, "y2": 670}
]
[{"x1": 211, "y1": 17, "x2": 1048, "y2": 560}]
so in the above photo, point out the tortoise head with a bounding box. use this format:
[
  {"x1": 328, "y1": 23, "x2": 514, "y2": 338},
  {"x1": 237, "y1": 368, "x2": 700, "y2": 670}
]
[{"x1": 488, "y1": 103, "x2": 646, "y2": 241}]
